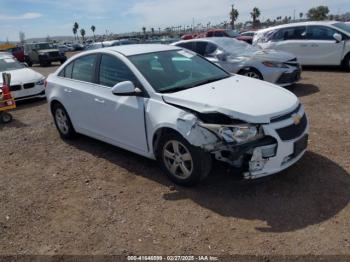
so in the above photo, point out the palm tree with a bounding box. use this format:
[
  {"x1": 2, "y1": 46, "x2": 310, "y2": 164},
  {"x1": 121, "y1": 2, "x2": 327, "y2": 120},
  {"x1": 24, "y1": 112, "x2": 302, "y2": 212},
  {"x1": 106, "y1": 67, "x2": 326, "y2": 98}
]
[
  {"x1": 91, "y1": 25, "x2": 96, "y2": 41},
  {"x1": 230, "y1": 5, "x2": 239, "y2": 30},
  {"x1": 72, "y1": 27, "x2": 77, "y2": 41},
  {"x1": 142, "y1": 27, "x2": 146, "y2": 34},
  {"x1": 73, "y1": 22, "x2": 79, "y2": 41},
  {"x1": 250, "y1": 7, "x2": 261, "y2": 28},
  {"x1": 80, "y1": 28, "x2": 86, "y2": 42},
  {"x1": 299, "y1": 12, "x2": 303, "y2": 20},
  {"x1": 151, "y1": 27, "x2": 155, "y2": 35}
]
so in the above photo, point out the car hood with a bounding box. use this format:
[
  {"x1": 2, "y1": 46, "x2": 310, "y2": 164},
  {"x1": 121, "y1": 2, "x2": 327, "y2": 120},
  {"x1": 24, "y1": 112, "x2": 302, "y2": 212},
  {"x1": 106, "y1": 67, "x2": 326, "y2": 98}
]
[
  {"x1": 232, "y1": 48, "x2": 296, "y2": 63},
  {"x1": 162, "y1": 75, "x2": 299, "y2": 123},
  {"x1": 0, "y1": 68, "x2": 44, "y2": 85}
]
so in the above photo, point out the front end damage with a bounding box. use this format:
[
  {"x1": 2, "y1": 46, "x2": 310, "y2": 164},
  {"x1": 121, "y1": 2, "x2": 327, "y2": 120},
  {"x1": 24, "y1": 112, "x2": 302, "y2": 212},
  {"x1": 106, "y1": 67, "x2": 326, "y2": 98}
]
[{"x1": 175, "y1": 109, "x2": 308, "y2": 180}]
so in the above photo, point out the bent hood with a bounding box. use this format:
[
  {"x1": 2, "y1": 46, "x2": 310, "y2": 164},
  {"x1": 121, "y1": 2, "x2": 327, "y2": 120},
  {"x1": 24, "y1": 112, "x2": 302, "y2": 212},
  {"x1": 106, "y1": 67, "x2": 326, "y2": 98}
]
[
  {"x1": 237, "y1": 49, "x2": 296, "y2": 63},
  {"x1": 162, "y1": 75, "x2": 299, "y2": 123},
  {"x1": 0, "y1": 68, "x2": 44, "y2": 86}
]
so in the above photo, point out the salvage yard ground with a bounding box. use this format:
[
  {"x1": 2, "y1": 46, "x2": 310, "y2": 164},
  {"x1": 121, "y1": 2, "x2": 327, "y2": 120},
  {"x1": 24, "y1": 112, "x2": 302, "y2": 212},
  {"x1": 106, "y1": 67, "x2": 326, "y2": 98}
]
[{"x1": 0, "y1": 52, "x2": 349, "y2": 255}]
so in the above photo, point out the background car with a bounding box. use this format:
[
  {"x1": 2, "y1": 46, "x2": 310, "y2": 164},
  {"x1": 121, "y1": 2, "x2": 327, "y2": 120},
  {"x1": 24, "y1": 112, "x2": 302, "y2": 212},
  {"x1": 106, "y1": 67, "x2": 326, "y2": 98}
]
[
  {"x1": 253, "y1": 21, "x2": 350, "y2": 70},
  {"x1": 0, "y1": 53, "x2": 45, "y2": 100},
  {"x1": 5, "y1": 46, "x2": 25, "y2": 62},
  {"x1": 196, "y1": 29, "x2": 240, "y2": 39},
  {"x1": 173, "y1": 37, "x2": 301, "y2": 86},
  {"x1": 24, "y1": 42, "x2": 67, "y2": 67},
  {"x1": 236, "y1": 31, "x2": 256, "y2": 44}
]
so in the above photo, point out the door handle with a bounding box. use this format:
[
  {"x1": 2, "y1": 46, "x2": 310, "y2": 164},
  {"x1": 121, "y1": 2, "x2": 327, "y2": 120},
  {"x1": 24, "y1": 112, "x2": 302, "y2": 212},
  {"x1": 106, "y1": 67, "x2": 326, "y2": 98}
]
[
  {"x1": 94, "y1": 98, "x2": 105, "y2": 104},
  {"x1": 311, "y1": 44, "x2": 319, "y2": 47},
  {"x1": 64, "y1": 88, "x2": 72, "y2": 93},
  {"x1": 300, "y1": 44, "x2": 308, "y2": 47}
]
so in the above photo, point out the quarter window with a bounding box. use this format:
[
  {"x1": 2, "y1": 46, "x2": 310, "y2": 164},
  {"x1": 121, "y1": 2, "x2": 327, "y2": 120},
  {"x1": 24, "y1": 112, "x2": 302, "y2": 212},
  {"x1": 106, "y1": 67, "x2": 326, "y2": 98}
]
[
  {"x1": 98, "y1": 55, "x2": 138, "y2": 87},
  {"x1": 59, "y1": 62, "x2": 73, "y2": 78},
  {"x1": 71, "y1": 55, "x2": 97, "y2": 83}
]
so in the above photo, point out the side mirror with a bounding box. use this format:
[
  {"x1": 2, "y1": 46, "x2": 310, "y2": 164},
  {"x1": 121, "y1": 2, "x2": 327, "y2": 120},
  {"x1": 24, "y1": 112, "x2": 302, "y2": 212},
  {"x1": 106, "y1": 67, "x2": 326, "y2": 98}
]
[
  {"x1": 333, "y1": 33, "x2": 342, "y2": 43},
  {"x1": 111, "y1": 81, "x2": 143, "y2": 96}
]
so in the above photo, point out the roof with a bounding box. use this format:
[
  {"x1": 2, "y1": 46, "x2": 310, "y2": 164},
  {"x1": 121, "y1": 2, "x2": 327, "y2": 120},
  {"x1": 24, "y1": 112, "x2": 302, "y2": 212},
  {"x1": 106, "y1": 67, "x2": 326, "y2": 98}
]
[
  {"x1": 256, "y1": 21, "x2": 338, "y2": 33},
  {"x1": 105, "y1": 44, "x2": 181, "y2": 56}
]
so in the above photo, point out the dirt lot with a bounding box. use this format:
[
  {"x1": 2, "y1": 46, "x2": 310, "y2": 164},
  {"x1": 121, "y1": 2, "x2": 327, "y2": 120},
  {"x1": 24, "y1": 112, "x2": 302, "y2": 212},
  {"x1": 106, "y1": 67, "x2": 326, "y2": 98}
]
[{"x1": 0, "y1": 55, "x2": 349, "y2": 256}]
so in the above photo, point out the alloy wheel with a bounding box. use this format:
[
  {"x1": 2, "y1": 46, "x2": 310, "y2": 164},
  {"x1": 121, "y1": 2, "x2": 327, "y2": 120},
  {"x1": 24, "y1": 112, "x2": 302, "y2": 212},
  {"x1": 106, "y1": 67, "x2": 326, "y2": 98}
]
[
  {"x1": 55, "y1": 108, "x2": 69, "y2": 135},
  {"x1": 244, "y1": 71, "x2": 261, "y2": 79},
  {"x1": 163, "y1": 140, "x2": 193, "y2": 179}
]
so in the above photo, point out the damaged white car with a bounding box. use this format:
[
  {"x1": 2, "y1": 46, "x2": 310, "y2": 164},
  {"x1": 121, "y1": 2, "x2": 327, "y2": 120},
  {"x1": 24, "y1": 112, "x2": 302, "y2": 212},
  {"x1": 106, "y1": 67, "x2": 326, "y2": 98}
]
[{"x1": 46, "y1": 44, "x2": 309, "y2": 186}]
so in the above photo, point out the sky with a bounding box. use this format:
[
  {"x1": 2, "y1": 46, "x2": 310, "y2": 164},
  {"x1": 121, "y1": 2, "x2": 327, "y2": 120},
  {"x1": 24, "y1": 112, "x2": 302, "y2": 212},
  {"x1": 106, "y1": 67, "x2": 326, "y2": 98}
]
[{"x1": 0, "y1": 0, "x2": 349, "y2": 41}]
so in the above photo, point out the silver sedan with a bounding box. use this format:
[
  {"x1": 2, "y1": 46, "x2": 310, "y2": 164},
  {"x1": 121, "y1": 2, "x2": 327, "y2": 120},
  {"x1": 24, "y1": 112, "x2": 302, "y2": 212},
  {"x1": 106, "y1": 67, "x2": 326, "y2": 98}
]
[{"x1": 172, "y1": 37, "x2": 301, "y2": 86}]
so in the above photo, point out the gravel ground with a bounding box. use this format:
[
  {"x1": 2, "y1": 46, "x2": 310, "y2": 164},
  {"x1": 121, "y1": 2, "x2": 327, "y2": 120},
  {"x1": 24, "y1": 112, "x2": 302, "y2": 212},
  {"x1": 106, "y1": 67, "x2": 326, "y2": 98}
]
[{"x1": 0, "y1": 56, "x2": 349, "y2": 256}]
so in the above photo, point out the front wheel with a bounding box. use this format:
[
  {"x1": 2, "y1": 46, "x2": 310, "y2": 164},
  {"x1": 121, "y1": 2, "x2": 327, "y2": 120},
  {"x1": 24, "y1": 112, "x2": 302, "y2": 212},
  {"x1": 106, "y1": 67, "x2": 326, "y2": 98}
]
[
  {"x1": 52, "y1": 103, "x2": 76, "y2": 139},
  {"x1": 158, "y1": 132, "x2": 212, "y2": 186},
  {"x1": 239, "y1": 68, "x2": 263, "y2": 80}
]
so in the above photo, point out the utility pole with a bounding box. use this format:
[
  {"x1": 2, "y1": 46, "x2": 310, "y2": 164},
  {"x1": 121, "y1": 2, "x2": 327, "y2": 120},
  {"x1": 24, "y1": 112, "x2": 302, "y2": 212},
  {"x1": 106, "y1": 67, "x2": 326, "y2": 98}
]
[{"x1": 293, "y1": 9, "x2": 296, "y2": 22}]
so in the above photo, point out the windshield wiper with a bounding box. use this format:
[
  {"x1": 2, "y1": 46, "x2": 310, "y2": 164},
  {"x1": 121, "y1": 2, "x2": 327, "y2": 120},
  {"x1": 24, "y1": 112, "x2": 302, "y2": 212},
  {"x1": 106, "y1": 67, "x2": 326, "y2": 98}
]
[{"x1": 159, "y1": 86, "x2": 190, "y2": 93}]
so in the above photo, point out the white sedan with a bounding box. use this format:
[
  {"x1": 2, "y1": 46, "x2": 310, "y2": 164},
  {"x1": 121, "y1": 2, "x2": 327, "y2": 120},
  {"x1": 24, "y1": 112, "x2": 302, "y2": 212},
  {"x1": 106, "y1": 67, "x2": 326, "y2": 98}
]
[
  {"x1": 46, "y1": 45, "x2": 309, "y2": 186},
  {"x1": 0, "y1": 53, "x2": 45, "y2": 100},
  {"x1": 253, "y1": 21, "x2": 350, "y2": 69}
]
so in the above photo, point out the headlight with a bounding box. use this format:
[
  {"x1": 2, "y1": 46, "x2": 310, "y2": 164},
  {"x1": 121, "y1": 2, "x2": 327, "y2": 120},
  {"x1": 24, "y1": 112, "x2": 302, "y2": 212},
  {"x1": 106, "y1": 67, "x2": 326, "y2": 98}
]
[
  {"x1": 36, "y1": 78, "x2": 45, "y2": 85},
  {"x1": 262, "y1": 61, "x2": 288, "y2": 68},
  {"x1": 200, "y1": 123, "x2": 261, "y2": 143}
]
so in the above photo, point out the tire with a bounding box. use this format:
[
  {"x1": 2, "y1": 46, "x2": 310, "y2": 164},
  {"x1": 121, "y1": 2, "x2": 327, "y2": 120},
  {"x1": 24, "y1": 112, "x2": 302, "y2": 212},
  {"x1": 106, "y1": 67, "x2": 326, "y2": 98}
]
[
  {"x1": 25, "y1": 57, "x2": 33, "y2": 67},
  {"x1": 0, "y1": 112, "x2": 13, "y2": 124},
  {"x1": 239, "y1": 68, "x2": 263, "y2": 80},
  {"x1": 52, "y1": 103, "x2": 77, "y2": 139},
  {"x1": 343, "y1": 53, "x2": 350, "y2": 71},
  {"x1": 157, "y1": 132, "x2": 212, "y2": 186}
]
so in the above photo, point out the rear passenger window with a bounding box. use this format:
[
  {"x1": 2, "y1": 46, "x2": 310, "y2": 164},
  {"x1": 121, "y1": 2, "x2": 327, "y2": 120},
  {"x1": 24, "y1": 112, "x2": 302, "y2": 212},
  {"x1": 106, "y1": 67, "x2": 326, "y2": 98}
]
[
  {"x1": 194, "y1": 42, "x2": 208, "y2": 56},
  {"x1": 273, "y1": 26, "x2": 306, "y2": 41},
  {"x1": 99, "y1": 55, "x2": 138, "y2": 87},
  {"x1": 71, "y1": 55, "x2": 96, "y2": 82}
]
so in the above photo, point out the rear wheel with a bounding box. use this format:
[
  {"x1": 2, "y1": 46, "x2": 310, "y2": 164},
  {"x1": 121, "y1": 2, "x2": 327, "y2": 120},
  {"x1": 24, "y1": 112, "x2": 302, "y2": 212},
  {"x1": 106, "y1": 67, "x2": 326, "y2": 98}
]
[
  {"x1": 239, "y1": 68, "x2": 263, "y2": 80},
  {"x1": 157, "y1": 132, "x2": 212, "y2": 186},
  {"x1": 0, "y1": 112, "x2": 13, "y2": 123},
  {"x1": 52, "y1": 103, "x2": 76, "y2": 139}
]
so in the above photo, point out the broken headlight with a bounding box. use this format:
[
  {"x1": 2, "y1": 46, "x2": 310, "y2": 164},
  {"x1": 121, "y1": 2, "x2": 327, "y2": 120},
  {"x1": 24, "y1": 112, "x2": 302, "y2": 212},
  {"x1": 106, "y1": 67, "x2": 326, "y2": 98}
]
[{"x1": 200, "y1": 123, "x2": 261, "y2": 143}]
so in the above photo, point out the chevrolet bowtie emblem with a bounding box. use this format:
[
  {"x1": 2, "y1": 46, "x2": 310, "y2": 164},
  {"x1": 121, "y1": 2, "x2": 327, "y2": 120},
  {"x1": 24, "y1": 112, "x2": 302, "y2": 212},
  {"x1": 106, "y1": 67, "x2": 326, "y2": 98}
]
[{"x1": 292, "y1": 114, "x2": 302, "y2": 125}]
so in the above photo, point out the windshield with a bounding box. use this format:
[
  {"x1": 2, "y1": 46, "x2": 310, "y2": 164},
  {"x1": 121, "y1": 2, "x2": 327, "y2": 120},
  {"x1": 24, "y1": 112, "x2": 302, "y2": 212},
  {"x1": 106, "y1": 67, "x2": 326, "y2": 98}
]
[
  {"x1": 216, "y1": 38, "x2": 260, "y2": 55},
  {"x1": 129, "y1": 50, "x2": 230, "y2": 93},
  {"x1": 0, "y1": 57, "x2": 25, "y2": 72},
  {"x1": 35, "y1": 43, "x2": 54, "y2": 50},
  {"x1": 333, "y1": 22, "x2": 350, "y2": 34}
]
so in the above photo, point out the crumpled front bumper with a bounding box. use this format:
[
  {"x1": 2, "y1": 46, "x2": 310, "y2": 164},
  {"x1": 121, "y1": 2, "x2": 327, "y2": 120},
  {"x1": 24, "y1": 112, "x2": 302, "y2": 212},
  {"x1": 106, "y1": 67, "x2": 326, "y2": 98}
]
[
  {"x1": 210, "y1": 106, "x2": 309, "y2": 180},
  {"x1": 243, "y1": 110, "x2": 309, "y2": 179}
]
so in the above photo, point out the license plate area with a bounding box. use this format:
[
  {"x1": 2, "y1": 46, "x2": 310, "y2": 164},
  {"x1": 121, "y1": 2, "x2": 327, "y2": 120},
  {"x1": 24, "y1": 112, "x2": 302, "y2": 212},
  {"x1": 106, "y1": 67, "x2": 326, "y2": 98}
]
[{"x1": 293, "y1": 134, "x2": 308, "y2": 157}]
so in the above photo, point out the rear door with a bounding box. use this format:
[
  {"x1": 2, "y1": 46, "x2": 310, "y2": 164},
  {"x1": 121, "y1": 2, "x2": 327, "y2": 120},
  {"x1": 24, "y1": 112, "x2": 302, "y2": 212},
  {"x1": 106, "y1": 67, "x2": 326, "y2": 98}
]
[
  {"x1": 61, "y1": 54, "x2": 100, "y2": 134},
  {"x1": 271, "y1": 26, "x2": 309, "y2": 63},
  {"x1": 302, "y1": 25, "x2": 344, "y2": 65}
]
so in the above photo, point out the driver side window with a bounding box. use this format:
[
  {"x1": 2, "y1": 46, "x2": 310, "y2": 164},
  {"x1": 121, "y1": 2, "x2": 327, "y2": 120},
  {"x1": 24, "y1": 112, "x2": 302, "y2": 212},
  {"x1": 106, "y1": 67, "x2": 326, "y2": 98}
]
[{"x1": 98, "y1": 55, "x2": 139, "y2": 87}]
